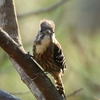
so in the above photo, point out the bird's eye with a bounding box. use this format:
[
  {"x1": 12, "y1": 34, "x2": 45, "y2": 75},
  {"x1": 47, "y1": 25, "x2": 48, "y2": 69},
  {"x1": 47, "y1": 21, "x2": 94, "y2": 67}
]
[
  {"x1": 40, "y1": 30, "x2": 46, "y2": 34},
  {"x1": 40, "y1": 29, "x2": 52, "y2": 34}
]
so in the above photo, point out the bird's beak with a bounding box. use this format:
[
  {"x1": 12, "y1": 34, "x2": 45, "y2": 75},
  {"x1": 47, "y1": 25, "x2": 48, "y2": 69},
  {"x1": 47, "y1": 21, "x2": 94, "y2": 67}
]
[{"x1": 45, "y1": 29, "x2": 51, "y2": 34}]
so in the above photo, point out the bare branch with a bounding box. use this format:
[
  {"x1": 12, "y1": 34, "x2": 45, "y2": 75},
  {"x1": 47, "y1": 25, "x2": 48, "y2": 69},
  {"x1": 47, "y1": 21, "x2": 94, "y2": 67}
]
[
  {"x1": 18, "y1": 0, "x2": 69, "y2": 18},
  {"x1": 10, "y1": 91, "x2": 30, "y2": 95},
  {"x1": 67, "y1": 88, "x2": 83, "y2": 98},
  {"x1": 0, "y1": 28, "x2": 65, "y2": 100},
  {"x1": 0, "y1": 0, "x2": 65, "y2": 100},
  {"x1": 0, "y1": 0, "x2": 22, "y2": 45},
  {"x1": 0, "y1": 89, "x2": 20, "y2": 100}
]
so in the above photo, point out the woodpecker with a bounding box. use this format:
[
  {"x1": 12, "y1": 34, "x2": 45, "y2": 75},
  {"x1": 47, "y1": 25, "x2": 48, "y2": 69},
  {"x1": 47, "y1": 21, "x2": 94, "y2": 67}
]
[{"x1": 33, "y1": 19, "x2": 66, "y2": 98}]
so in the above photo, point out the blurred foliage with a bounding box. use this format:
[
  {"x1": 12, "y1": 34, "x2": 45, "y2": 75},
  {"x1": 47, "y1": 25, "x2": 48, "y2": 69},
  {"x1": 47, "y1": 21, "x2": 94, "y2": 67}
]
[{"x1": 0, "y1": 0, "x2": 100, "y2": 100}]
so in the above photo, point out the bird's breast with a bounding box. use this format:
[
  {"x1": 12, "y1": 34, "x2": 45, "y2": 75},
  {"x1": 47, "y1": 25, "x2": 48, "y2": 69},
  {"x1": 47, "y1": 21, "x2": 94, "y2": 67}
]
[{"x1": 35, "y1": 35, "x2": 51, "y2": 54}]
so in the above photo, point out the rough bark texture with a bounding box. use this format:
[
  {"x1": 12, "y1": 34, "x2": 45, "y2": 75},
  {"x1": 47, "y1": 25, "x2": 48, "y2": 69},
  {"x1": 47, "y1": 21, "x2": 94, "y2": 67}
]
[
  {"x1": 0, "y1": 0, "x2": 21, "y2": 45},
  {"x1": 0, "y1": 0, "x2": 65, "y2": 100}
]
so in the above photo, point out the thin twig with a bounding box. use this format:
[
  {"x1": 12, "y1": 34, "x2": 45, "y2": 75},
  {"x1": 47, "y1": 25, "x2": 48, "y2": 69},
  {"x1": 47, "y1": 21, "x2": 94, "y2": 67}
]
[
  {"x1": 10, "y1": 91, "x2": 30, "y2": 95},
  {"x1": 18, "y1": 0, "x2": 69, "y2": 18},
  {"x1": 67, "y1": 88, "x2": 83, "y2": 98}
]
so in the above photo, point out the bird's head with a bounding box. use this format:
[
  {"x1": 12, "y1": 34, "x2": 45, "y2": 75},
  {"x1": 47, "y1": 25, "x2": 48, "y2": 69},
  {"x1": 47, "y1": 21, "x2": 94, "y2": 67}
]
[
  {"x1": 34, "y1": 19, "x2": 55, "y2": 54},
  {"x1": 39, "y1": 19, "x2": 55, "y2": 36}
]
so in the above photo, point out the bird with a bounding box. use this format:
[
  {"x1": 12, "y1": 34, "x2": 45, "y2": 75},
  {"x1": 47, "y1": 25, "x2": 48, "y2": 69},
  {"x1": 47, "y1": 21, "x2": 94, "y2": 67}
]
[{"x1": 33, "y1": 19, "x2": 66, "y2": 98}]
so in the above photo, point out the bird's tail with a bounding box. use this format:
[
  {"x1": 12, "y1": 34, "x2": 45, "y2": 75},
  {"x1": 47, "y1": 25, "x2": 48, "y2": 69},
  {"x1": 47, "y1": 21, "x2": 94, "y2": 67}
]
[{"x1": 52, "y1": 72, "x2": 66, "y2": 99}]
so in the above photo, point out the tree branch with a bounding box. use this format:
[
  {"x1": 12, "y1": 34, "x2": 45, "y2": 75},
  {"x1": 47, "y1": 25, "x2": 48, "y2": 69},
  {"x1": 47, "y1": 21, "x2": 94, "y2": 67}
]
[
  {"x1": 0, "y1": 89, "x2": 20, "y2": 100},
  {"x1": 67, "y1": 88, "x2": 83, "y2": 98},
  {"x1": 18, "y1": 0, "x2": 68, "y2": 18},
  {"x1": 0, "y1": 0, "x2": 65, "y2": 100},
  {"x1": 10, "y1": 91, "x2": 30, "y2": 95},
  {"x1": 0, "y1": 27, "x2": 65, "y2": 100}
]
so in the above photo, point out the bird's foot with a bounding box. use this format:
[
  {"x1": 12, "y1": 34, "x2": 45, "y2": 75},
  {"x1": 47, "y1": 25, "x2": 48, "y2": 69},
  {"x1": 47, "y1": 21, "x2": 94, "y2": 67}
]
[{"x1": 32, "y1": 71, "x2": 48, "y2": 81}]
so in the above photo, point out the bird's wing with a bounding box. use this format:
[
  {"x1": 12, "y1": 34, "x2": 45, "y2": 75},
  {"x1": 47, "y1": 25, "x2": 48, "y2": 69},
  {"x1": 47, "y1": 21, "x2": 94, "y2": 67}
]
[{"x1": 53, "y1": 41, "x2": 66, "y2": 73}]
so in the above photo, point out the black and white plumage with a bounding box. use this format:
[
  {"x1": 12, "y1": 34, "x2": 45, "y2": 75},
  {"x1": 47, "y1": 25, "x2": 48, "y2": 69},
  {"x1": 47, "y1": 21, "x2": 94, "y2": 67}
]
[{"x1": 33, "y1": 19, "x2": 66, "y2": 98}]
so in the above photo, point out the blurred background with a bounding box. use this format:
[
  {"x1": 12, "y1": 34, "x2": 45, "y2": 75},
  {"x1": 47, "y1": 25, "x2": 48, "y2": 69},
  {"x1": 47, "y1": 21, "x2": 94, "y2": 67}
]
[{"x1": 0, "y1": 0, "x2": 100, "y2": 100}]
